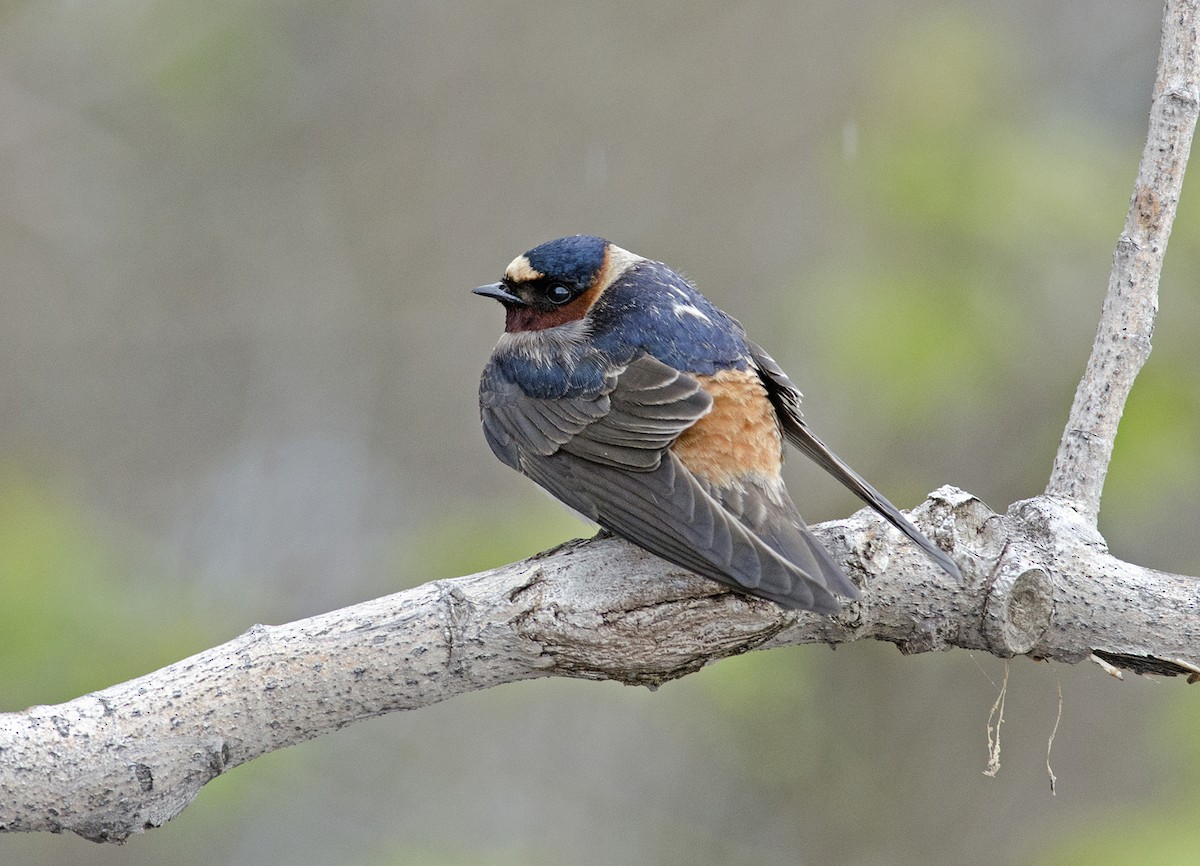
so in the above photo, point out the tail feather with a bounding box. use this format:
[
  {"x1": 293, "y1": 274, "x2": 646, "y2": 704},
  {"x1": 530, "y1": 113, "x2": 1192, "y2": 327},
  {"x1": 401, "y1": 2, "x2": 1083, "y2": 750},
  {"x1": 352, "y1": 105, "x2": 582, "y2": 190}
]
[
  {"x1": 784, "y1": 421, "x2": 962, "y2": 581},
  {"x1": 747, "y1": 340, "x2": 962, "y2": 582}
]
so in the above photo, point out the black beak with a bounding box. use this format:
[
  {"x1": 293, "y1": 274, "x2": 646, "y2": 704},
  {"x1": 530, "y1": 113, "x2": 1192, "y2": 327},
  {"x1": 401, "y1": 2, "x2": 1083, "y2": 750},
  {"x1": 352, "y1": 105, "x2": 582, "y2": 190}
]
[{"x1": 472, "y1": 282, "x2": 524, "y2": 305}]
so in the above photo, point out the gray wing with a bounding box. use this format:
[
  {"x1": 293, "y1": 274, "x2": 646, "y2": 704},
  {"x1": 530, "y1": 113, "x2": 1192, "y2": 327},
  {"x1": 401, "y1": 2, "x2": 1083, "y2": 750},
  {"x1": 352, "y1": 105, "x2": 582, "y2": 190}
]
[
  {"x1": 479, "y1": 354, "x2": 704, "y2": 471},
  {"x1": 746, "y1": 339, "x2": 962, "y2": 581},
  {"x1": 481, "y1": 353, "x2": 855, "y2": 612}
]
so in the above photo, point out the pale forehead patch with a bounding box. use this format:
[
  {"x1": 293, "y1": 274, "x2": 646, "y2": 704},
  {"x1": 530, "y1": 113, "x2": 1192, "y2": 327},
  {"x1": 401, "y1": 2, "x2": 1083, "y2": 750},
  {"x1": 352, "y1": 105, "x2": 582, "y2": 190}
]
[{"x1": 504, "y1": 254, "x2": 544, "y2": 283}]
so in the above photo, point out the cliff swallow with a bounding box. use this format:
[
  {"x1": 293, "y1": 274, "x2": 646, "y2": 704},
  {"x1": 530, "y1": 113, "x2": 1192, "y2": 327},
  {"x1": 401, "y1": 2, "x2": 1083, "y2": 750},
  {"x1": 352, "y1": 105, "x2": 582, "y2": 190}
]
[{"x1": 475, "y1": 235, "x2": 959, "y2": 613}]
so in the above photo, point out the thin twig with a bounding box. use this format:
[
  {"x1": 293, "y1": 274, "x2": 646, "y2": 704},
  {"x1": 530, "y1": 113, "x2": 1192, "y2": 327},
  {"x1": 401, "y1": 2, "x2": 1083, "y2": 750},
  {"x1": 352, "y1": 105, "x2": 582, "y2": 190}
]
[
  {"x1": 1045, "y1": 0, "x2": 1200, "y2": 521},
  {"x1": 1046, "y1": 678, "x2": 1063, "y2": 795},
  {"x1": 983, "y1": 660, "x2": 1010, "y2": 778}
]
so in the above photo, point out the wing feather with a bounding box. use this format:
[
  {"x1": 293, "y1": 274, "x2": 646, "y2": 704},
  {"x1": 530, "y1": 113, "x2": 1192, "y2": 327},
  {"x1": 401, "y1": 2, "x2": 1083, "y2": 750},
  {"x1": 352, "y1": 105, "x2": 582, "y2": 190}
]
[
  {"x1": 481, "y1": 353, "x2": 856, "y2": 612},
  {"x1": 522, "y1": 449, "x2": 839, "y2": 611}
]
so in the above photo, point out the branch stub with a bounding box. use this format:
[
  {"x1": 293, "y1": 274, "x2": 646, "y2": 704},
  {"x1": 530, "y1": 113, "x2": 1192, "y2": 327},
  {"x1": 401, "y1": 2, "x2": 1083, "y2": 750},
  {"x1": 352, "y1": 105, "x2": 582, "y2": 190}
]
[{"x1": 982, "y1": 566, "x2": 1055, "y2": 657}]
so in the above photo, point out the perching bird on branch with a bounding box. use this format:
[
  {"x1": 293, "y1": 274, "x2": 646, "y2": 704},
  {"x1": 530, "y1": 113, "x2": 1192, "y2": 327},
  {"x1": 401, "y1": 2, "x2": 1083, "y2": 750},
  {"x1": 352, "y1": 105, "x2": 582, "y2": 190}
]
[{"x1": 475, "y1": 235, "x2": 960, "y2": 613}]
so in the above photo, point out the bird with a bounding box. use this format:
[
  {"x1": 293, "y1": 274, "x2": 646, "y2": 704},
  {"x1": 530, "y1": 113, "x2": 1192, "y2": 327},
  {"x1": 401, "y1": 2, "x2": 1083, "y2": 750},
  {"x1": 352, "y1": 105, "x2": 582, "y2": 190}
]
[{"x1": 473, "y1": 235, "x2": 961, "y2": 614}]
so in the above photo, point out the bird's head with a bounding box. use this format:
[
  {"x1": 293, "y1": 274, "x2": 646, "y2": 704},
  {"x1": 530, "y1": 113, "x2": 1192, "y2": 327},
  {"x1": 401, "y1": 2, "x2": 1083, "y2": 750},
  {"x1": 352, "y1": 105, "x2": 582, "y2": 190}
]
[{"x1": 473, "y1": 235, "x2": 641, "y2": 333}]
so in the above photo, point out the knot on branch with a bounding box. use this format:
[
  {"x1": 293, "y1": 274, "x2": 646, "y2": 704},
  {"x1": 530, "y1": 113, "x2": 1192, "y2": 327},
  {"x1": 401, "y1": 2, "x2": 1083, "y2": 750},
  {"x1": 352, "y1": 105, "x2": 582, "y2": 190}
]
[
  {"x1": 1161, "y1": 83, "x2": 1200, "y2": 113},
  {"x1": 983, "y1": 565, "x2": 1055, "y2": 656}
]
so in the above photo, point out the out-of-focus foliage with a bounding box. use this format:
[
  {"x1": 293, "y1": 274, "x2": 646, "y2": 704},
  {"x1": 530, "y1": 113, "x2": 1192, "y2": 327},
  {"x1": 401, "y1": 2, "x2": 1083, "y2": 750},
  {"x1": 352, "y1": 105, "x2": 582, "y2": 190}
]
[
  {"x1": 1107, "y1": 366, "x2": 1200, "y2": 515},
  {"x1": 1, "y1": 1, "x2": 1197, "y2": 865},
  {"x1": 398, "y1": 490, "x2": 596, "y2": 586},
  {"x1": 801, "y1": 12, "x2": 1136, "y2": 509},
  {"x1": 1034, "y1": 686, "x2": 1200, "y2": 865},
  {"x1": 1041, "y1": 822, "x2": 1200, "y2": 866},
  {"x1": 0, "y1": 469, "x2": 210, "y2": 709}
]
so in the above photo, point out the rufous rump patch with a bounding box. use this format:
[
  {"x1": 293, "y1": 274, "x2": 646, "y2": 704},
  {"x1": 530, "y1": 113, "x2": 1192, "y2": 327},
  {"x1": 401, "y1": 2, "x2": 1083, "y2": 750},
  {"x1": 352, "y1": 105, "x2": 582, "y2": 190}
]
[{"x1": 672, "y1": 368, "x2": 784, "y2": 486}]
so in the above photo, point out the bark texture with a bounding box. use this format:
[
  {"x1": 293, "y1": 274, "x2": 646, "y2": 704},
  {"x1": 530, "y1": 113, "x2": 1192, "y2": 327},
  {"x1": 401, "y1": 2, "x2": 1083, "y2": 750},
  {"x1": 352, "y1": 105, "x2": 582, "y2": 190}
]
[
  {"x1": 2, "y1": 488, "x2": 1198, "y2": 842},
  {"x1": 2, "y1": 0, "x2": 1198, "y2": 846}
]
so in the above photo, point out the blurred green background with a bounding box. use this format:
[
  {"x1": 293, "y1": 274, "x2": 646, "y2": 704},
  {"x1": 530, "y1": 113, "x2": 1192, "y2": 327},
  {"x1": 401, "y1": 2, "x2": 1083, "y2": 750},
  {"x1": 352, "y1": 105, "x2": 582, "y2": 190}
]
[{"x1": 3, "y1": 1, "x2": 1199, "y2": 864}]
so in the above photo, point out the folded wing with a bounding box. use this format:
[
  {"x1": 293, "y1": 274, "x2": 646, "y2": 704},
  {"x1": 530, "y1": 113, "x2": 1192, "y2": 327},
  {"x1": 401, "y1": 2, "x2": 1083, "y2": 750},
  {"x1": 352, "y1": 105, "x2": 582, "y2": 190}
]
[{"x1": 481, "y1": 353, "x2": 862, "y2": 612}]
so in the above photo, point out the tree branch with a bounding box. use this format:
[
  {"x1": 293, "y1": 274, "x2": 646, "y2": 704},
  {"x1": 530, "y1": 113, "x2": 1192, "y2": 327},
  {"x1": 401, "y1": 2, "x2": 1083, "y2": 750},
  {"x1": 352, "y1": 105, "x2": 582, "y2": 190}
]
[
  {"x1": 1045, "y1": 0, "x2": 1200, "y2": 520},
  {"x1": 2, "y1": 487, "x2": 1199, "y2": 842},
  {"x1": 3, "y1": 0, "x2": 1198, "y2": 847}
]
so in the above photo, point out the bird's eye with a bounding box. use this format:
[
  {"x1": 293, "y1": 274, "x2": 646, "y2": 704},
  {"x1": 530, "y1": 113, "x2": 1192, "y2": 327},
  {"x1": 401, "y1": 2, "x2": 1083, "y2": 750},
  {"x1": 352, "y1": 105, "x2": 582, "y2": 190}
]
[{"x1": 547, "y1": 283, "x2": 572, "y2": 305}]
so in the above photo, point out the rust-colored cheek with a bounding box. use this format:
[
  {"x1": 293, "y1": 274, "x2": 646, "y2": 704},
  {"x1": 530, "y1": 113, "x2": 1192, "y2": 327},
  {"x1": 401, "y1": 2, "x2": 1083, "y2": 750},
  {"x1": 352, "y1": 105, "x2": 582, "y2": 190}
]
[
  {"x1": 672, "y1": 369, "x2": 784, "y2": 487},
  {"x1": 504, "y1": 281, "x2": 606, "y2": 333}
]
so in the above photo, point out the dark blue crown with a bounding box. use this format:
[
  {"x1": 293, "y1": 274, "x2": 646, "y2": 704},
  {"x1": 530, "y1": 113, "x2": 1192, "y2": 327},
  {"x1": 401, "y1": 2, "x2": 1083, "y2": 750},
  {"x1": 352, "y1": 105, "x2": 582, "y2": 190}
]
[{"x1": 523, "y1": 235, "x2": 609, "y2": 285}]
